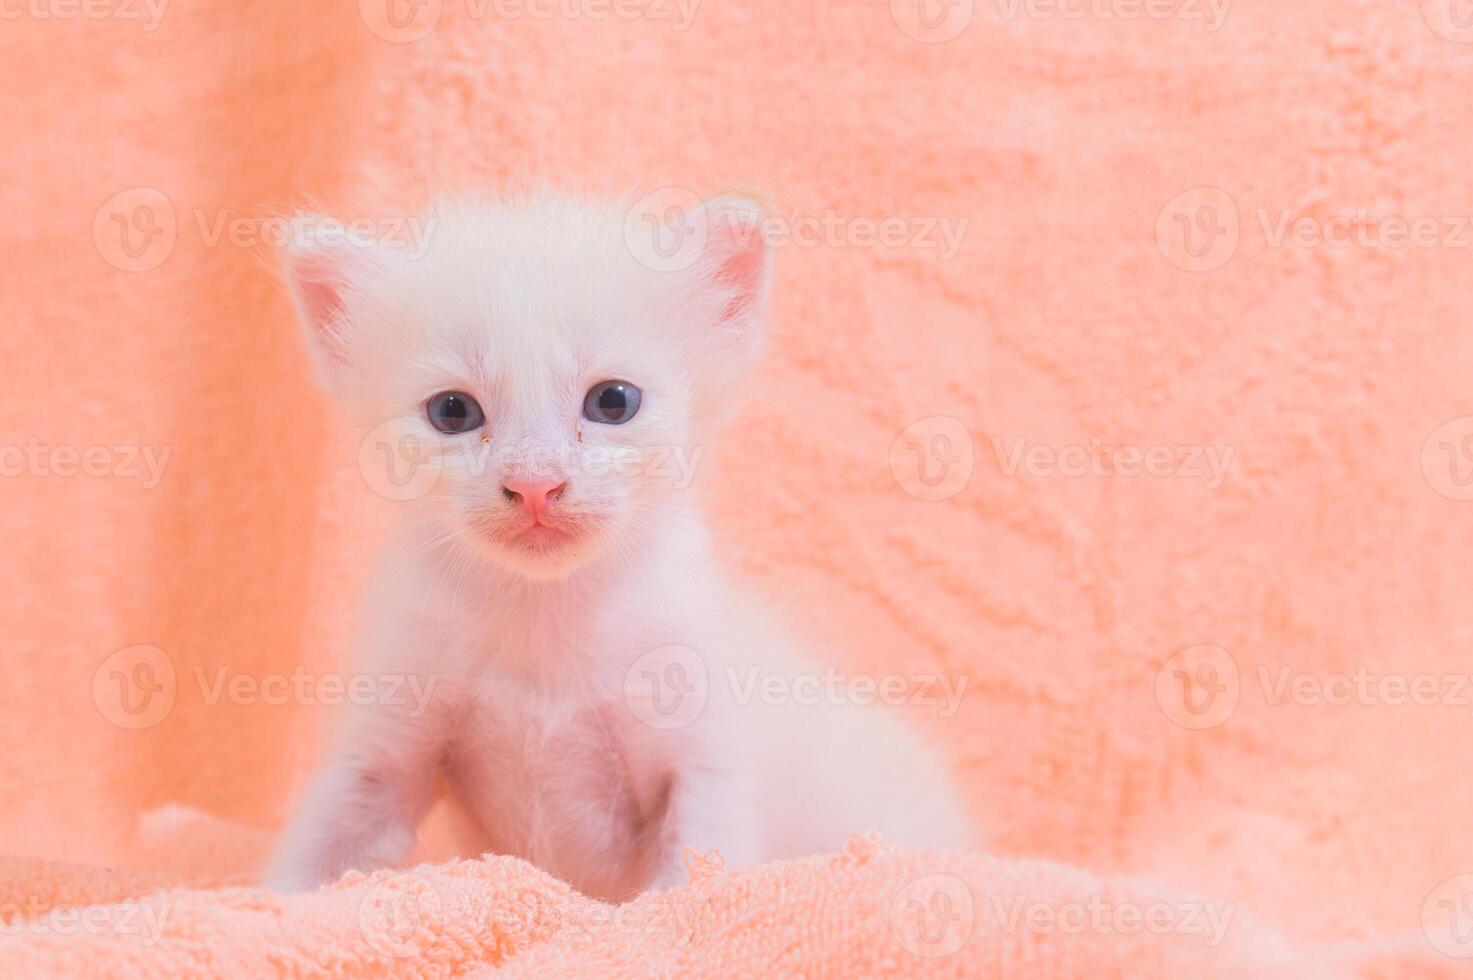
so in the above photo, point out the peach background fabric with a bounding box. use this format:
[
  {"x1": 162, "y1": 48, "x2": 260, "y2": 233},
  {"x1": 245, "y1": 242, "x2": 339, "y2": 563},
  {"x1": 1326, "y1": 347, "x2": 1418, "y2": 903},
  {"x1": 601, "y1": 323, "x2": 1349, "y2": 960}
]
[{"x1": 4, "y1": 0, "x2": 1473, "y2": 954}]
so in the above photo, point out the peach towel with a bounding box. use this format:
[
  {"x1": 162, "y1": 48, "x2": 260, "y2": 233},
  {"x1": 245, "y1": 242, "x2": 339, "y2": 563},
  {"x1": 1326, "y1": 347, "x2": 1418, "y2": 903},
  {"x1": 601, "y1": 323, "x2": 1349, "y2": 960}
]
[
  {"x1": 7, "y1": 1, "x2": 1473, "y2": 975},
  {"x1": 0, "y1": 826, "x2": 1462, "y2": 979}
]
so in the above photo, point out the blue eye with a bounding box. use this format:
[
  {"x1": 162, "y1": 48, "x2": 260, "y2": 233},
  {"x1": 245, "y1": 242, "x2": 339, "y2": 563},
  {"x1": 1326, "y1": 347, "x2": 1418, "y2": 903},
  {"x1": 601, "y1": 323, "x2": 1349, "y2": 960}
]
[
  {"x1": 426, "y1": 391, "x2": 485, "y2": 434},
  {"x1": 582, "y1": 380, "x2": 641, "y2": 425}
]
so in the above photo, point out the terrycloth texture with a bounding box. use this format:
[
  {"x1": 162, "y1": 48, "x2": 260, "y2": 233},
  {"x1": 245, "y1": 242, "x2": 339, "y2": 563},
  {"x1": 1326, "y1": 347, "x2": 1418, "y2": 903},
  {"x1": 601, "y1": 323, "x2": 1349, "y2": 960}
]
[
  {"x1": 1, "y1": 829, "x2": 1464, "y2": 979},
  {"x1": 6, "y1": 0, "x2": 1473, "y2": 976}
]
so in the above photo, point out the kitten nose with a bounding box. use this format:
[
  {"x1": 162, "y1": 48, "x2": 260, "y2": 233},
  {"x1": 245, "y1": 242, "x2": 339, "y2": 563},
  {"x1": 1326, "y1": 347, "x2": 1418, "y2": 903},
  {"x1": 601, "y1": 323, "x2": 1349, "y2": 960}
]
[{"x1": 501, "y1": 479, "x2": 566, "y2": 522}]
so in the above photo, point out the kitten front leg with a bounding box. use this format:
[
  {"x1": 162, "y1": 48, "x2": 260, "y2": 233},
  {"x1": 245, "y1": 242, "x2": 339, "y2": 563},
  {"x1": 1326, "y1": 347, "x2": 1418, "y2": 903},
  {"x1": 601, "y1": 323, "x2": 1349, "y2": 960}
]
[
  {"x1": 265, "y1": 698, "x2": 448, "y2": 892},
  {"x1": 648, "y1": 761, "x2": 760, "y2": 891}
]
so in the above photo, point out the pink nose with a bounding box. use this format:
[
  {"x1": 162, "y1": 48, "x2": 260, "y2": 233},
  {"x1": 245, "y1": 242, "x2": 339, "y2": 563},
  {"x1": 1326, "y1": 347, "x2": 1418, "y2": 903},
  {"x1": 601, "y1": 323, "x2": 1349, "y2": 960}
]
[{"x1": 502, "y1": 479, "x2": 566, "y2": 522}]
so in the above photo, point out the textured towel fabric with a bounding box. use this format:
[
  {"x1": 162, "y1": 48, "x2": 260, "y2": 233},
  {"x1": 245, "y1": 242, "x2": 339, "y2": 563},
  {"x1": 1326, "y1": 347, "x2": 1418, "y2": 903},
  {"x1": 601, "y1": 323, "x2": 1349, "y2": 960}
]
[
  {"x1": 0, "y1": 831, "x2": 1466, "y2": 979},
  {"x1": 6, "y1": 1, "x2": 1473, "y2": 976}
]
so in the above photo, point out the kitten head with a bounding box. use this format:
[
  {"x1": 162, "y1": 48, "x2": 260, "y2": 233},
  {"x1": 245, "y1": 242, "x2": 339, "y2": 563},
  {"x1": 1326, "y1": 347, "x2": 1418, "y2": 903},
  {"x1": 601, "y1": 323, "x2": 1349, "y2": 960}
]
[{"x1": 283, "y1": 192, "x2": 771, "y2": 581}]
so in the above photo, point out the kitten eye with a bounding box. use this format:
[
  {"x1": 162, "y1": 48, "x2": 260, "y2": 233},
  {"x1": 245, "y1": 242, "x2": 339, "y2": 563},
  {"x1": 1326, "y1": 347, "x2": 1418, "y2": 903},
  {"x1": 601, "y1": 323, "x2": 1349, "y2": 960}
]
[
  {"x1": 425, "y1": 391, "x2": 485, "y2": 434},
  {"x1": 582, "y1": 380, "x2": 641, "y2": 425}
]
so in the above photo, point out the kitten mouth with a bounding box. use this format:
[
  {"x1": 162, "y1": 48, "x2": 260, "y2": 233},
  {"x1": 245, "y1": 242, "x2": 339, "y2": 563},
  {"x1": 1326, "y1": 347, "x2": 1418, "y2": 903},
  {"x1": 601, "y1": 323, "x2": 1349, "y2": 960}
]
[
  {"x1": 469, "y1": 512, "x2": 596, "y2": 560},
  {"x1": 514, "y1": 523, "x2": 574, "y2": 548},
  {"x1": 496, "y1": 513, "x2": 591, "y2": 551}
]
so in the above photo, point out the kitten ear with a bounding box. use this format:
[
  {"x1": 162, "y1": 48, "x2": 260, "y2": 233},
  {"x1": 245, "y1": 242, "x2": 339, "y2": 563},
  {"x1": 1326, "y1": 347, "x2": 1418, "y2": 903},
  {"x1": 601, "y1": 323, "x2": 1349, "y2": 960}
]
[
  {"x1": 689, "y1": 195, "x2": 772, "y2": 362},
  {"x1": 281, "y1": 216, "x2": 381, "y2": 378}
]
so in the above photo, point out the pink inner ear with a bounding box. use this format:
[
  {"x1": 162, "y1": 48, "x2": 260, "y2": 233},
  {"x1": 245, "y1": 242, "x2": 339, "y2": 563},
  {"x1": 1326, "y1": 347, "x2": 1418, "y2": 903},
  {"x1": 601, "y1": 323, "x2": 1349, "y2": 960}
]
[
  {"x1": 704, "y1": 208, "x2": 768, "y2": 323},
  {"x1": 286, "y1": 247, "x2": 352, "y2": 362}
]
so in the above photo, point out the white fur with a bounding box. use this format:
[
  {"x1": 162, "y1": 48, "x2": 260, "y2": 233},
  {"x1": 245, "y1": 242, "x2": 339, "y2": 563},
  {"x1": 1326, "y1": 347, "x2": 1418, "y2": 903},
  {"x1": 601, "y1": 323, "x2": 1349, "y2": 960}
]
[{"x1": 266, "y1": 192, "x2": 971, "y2": 898}]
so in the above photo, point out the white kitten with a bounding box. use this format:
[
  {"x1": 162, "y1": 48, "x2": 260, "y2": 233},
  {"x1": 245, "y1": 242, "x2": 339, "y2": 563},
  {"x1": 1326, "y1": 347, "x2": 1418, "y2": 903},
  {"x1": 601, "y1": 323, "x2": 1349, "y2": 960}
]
[{"x1": 265, "y1": 192, "x2": 971, "y2": 897}]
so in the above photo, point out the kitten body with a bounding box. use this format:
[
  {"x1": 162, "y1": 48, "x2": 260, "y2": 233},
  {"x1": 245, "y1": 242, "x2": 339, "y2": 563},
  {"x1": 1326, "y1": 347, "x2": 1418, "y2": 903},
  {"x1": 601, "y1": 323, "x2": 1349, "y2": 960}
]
[{"x1": 266, "y1": 193, "x2": 970, "y2": 896}]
